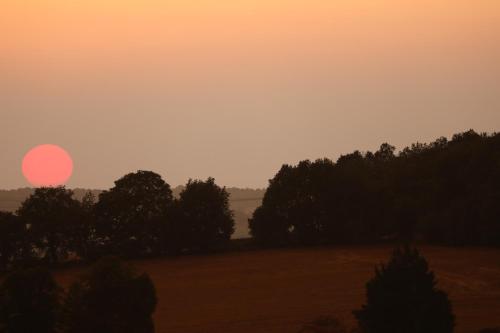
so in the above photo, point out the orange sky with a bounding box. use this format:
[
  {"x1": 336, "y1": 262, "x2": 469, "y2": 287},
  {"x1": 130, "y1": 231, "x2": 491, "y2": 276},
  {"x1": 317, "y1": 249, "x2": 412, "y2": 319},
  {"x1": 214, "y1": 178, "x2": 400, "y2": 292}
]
[
  {"x1": 3, "y1": 0, "x2": 498, "y2": 78},
  {"x1": 1, "y1": 0, "x2": 500, "y2": 188}
]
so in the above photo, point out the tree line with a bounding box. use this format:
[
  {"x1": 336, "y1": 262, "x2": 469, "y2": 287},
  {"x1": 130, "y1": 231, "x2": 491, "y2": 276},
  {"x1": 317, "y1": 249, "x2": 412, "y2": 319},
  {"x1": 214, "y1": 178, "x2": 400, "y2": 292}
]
[
  {"x1": 0, "y1": 172, "x2": 234, "y2": 270},
  {"x1": 1, "y1": 130, "x2": 499, "y2": 270},
  {"x1": 250, "y1": 130, "x2": 500, "y2": 247}
]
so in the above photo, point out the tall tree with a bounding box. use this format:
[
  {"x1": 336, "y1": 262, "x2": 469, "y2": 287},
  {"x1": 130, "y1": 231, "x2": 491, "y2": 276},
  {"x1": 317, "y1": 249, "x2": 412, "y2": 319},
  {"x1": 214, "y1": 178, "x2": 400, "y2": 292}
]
[
  {"x1": 176, "y1": 178, "x2": 234, "y2": 252},
  {"x1": 94, "y1": 171, "x2": 173, "y2": 257}
]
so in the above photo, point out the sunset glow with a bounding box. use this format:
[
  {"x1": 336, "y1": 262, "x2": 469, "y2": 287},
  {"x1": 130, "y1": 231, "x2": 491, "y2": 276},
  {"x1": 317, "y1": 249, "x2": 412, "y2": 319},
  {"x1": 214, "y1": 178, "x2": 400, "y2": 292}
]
[{"x1": 2, "y1": 0, "x2": 499, "y2": 189}]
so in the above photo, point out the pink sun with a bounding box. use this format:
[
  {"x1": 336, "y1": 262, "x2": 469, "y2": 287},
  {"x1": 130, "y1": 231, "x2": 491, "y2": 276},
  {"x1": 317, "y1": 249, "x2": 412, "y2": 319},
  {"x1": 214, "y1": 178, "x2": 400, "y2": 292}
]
[{"x1": 22, "y1": 144, "x2": 74, "y2": 187}]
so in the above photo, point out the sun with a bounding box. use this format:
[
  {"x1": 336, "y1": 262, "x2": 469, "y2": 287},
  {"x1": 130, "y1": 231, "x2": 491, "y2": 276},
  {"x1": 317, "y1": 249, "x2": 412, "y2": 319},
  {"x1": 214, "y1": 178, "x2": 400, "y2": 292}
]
[{"x1": 22, "y1": 144, "x2": 74, "y2": 187}]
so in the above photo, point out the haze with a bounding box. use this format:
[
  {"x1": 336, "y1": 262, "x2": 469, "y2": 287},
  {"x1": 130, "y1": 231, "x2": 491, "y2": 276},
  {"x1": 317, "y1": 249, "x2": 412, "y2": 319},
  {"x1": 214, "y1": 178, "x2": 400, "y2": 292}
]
[{"x1": 2, "y1": 0, "x2": 499, "y2": 189}]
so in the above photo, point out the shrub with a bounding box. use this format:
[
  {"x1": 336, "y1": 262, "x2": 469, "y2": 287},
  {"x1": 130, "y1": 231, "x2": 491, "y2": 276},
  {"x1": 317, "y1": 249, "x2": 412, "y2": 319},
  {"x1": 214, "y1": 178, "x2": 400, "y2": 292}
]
[
  {"x1": 0, "y1": 267, "x2": 61, "y2": 333},
  {"x1": 354, "y1": 245, "x2": 455, "y2": 333},
  {"x1": 60, "y1": 256, "x2": 157, "y2": 333}
]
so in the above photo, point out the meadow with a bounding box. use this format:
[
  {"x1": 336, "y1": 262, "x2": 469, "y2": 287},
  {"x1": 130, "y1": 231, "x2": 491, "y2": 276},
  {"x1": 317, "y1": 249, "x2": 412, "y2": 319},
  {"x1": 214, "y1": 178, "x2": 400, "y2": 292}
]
[{"x1": 55, "y1": 246, "x2": 500, "y2": 333}]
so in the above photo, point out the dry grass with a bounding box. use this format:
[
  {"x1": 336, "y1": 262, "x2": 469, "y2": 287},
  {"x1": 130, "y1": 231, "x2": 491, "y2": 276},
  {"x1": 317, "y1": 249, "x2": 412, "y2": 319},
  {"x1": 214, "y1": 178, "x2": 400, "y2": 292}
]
[{"x1": 55, "y1": 246, "x2": 500, "y2": 333}]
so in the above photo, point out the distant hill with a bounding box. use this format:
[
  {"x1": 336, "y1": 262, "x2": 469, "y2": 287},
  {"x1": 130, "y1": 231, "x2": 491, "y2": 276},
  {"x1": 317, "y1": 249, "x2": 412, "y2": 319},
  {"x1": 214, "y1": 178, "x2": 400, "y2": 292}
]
[
  {"x1": 0, "y1": 188, "x2": 103, "y2": 212},
  {"x1": 0, "y1": 187, "x2": 264, "y2": 239}
]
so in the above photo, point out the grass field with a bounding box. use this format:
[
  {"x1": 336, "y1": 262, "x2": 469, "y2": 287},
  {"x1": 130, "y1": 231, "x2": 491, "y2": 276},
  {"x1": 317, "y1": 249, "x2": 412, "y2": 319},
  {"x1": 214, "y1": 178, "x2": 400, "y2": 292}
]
[{"x1": 55, "y1": 246, "x2": 500, "y2": 333}]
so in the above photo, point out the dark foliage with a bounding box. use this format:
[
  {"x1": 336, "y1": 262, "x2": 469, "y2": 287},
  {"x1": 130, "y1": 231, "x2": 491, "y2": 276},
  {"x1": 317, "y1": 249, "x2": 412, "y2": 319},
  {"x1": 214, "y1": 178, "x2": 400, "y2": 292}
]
[
  {"x1": 94, "y1": 171, "x2": 174, "y2": 257},
  {"x1": 354, "y1": 246, "x2": 455, "y2": 333},
  {"x1": 72, "y1": 192, "x2": 97, "y2": 261},
  {"x1": 250, "y1": 130, "x2": 500, "y2": 246},
  {"x1": 16, "y1": 187, "x2": 82, "y2": 264},
  {"x1": 60, "y1": 257, "x2": 157, "y2": 333},
  {"x1": 0, "y1": 268, "x2": 61, "y2": 333},
  {"x1": 172, "y1": 178, "x2": 234, "y2": 252},
  {"x1": 4, "y1": 130, "x2": 499, "y2": 269},
  {"x1": 0, "y1": 212, "x2": 29, "y2": 271},
  {"x1": 6, "y1": 171, "x2": 233, "y2": 267}
]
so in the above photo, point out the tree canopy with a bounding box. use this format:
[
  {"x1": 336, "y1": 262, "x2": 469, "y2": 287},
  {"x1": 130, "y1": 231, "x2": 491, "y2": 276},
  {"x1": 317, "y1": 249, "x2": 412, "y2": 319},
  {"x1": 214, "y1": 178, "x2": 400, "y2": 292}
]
[
  {"x1": 174, "y1": 178, "x2": 234, "y2": 252},
  {"x1": 94, "y1": 171, "x2": 174, "y2": 257},
  {"x1": 250, "y1": 130, "x2": 500, "y2": 246},
  {"x1": 16, "y1": 187, "x2": 81, "y2": 264}
]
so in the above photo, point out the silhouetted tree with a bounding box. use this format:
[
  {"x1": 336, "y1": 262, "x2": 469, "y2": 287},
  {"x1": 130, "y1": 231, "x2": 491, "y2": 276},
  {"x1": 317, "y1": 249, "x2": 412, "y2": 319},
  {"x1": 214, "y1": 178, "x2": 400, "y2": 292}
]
[
  {"x1": 17, "y1": 187, "x2": 81, "y2": 264},
  {"x1": 176, "y1": 178, "x2": 234, "y2": 252},
  {"x1": 249, "y1": 164, "x2": 296, "y2": 246},
  {"x1": 94, "y1": 171, "x2": 173, "y2": 257},
  {"x1": 0, "y1": 212, "x2": 29, "y2": 271},
  {"x1": 249, "y1": 155, "x2": 374, "y2": 246},
  {"x1": 0, "y1": 267, "x2": 61, "y2": 333},
  {"x1": 326, "y1": 152, "x2": 376, "y2": 243},
  {"x1": 249, "y1": 205, "x2": 290, "y2": 246},
  {"x1": 288, "y1": 160, "x2": 332, "y2": 245},
  {"x1": 374, "y1": 143, "x2": 396, "y2": 162},
  {"x1": 354, "y1": 246, "x2": 455, "y2": 333},
  {"x1": 60, "y1": 257, "x2": 157, "y2": 333}
]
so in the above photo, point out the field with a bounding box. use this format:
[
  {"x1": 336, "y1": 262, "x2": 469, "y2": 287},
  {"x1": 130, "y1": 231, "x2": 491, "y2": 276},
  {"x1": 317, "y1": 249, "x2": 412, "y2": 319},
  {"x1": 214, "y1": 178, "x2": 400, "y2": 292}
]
[{"x1": 55, "y1": 246, "x2": 500, "y2": 333}]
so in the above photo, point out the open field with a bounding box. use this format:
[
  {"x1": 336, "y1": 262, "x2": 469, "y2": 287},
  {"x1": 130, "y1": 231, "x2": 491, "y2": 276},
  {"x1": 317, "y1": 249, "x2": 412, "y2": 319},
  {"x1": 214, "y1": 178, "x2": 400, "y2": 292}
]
[{"x1": 55, "y1": 246, "x2": 500, "y2": 333}]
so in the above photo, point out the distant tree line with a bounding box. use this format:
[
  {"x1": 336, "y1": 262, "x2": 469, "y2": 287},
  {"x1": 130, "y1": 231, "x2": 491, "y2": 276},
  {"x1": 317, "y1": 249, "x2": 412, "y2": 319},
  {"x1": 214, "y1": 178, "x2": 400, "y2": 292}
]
[
  {"x1": 0, "y1": 173, "x2": 234, "y2": 270},
  {"x1": 250, "y1": 130, "x2": 500, "y2": 247}
]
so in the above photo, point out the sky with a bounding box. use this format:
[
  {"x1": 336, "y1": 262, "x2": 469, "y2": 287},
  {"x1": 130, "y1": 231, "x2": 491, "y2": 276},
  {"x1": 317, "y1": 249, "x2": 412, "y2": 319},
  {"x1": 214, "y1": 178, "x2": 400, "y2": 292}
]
[{"x1": 1, "y1": 0, "x2": 499, "y2": 189}]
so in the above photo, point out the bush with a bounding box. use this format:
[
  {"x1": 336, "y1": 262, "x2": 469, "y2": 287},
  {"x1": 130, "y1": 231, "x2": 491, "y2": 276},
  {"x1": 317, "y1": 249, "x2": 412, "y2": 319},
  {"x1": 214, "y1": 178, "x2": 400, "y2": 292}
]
[
  {"x1": 60, "y1": 256, "x2": 157, "y2": 333},
  {"x1": 354, "y1": 245, "x2": 455, "y2": 333},
  {"x1": 0, "y1": 267, "x2": 61, "y2": 333}
]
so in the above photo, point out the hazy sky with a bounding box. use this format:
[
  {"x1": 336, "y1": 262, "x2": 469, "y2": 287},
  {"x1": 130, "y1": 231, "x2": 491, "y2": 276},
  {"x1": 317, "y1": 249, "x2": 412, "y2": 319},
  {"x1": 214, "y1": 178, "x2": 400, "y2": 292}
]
[{"x1": 2, "y1": 0, "x2": 499, "y2": 189}]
